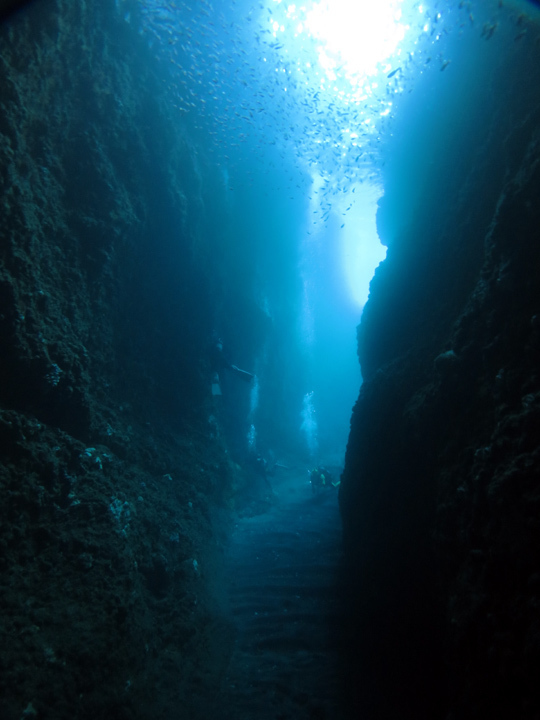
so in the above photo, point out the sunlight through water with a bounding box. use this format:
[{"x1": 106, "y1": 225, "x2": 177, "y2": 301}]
[
  {"x1": 299, "y1": 0, "x2": 407, "y2": 88},
  {"x1": 267, "y1": 0, "x2": 425, "y2": 306},
  {"x1": 139, "y1": 0, "x2": 451, "y2": 306}
]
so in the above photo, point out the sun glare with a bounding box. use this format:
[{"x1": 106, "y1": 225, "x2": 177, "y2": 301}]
[
  {"x1": 305, "y1": 0, "x2": 407, "y2": 82},
  {"x1": 268, "y1": 0, "x2": 428, "y2": 135},
  {"x1": 264, "y1": 0, "x2": 428, "y2": 308}
]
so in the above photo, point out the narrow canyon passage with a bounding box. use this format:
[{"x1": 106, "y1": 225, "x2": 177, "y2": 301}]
[
  {"x1": 222, "y1": 468, "x2": 344, "y2": 720},
  {"x1": 2, "y1": 3, "x2": 540, "y2": 719}
]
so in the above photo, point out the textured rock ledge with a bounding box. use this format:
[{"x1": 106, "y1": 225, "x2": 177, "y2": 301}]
[
  {"x1": 0, "y1": 4, "x2": 235, "y2": 718},
  {"x1": 340, "y1": 41, "x2": 540, "y2": 720}
]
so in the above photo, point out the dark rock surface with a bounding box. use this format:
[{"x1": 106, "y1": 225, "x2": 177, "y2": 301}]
[
  {"x1": 340, "y1": 27, "x2": 540, "y2": 720},
  {"x1": 0, "y1": 3, "x2": 237, "y2": 718}
]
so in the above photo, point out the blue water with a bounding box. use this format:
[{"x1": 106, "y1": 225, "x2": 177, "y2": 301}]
[
  {"x1": 2, "y1": 2, "x2": 540, "y2": 718},
  {"x1": 117, "y1": 0, "x2": 539, "y2": 463}
]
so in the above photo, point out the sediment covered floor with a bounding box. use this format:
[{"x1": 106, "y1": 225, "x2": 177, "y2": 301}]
[{"x1": 222, "y1": 468, "x2": 344, "y2": 720}]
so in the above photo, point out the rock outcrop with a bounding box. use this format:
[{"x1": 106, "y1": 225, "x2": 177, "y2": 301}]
[
  {"x1": 340, "y1": 25, "x2": 540, "y2": 720},
  {"x1": 0, "y1": 4, "x2": 235, "y2": 718}
]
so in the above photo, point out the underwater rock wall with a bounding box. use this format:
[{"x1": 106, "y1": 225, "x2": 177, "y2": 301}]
[
  {"x1": 340, "y1": 28, "x2": 540, "y2": 720},
  {"x1": 0, "y1": 3, "x2": 235, "y2": 719}
]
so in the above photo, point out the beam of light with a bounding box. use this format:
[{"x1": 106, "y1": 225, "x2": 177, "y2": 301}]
[
  {"x1": 280, "y1": 0, "x2": 417, "y2": 307},
  {"x1": 306, "y1": 176, "x2": 386, "y2": 309},
  {"x1": 340, "y1": 184, "x2": 387, "y2": 307},
  {"x1": 300, "y1": 391, "x2": 319, "y2": 457}
]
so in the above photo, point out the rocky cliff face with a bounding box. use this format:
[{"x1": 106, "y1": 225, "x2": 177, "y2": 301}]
[
  {"x1": 0, "y1": 4, "x2": 237, "y2": 718},
  {"x1": 340, "y1": 23, "x2": 540, "y2": 720}
]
